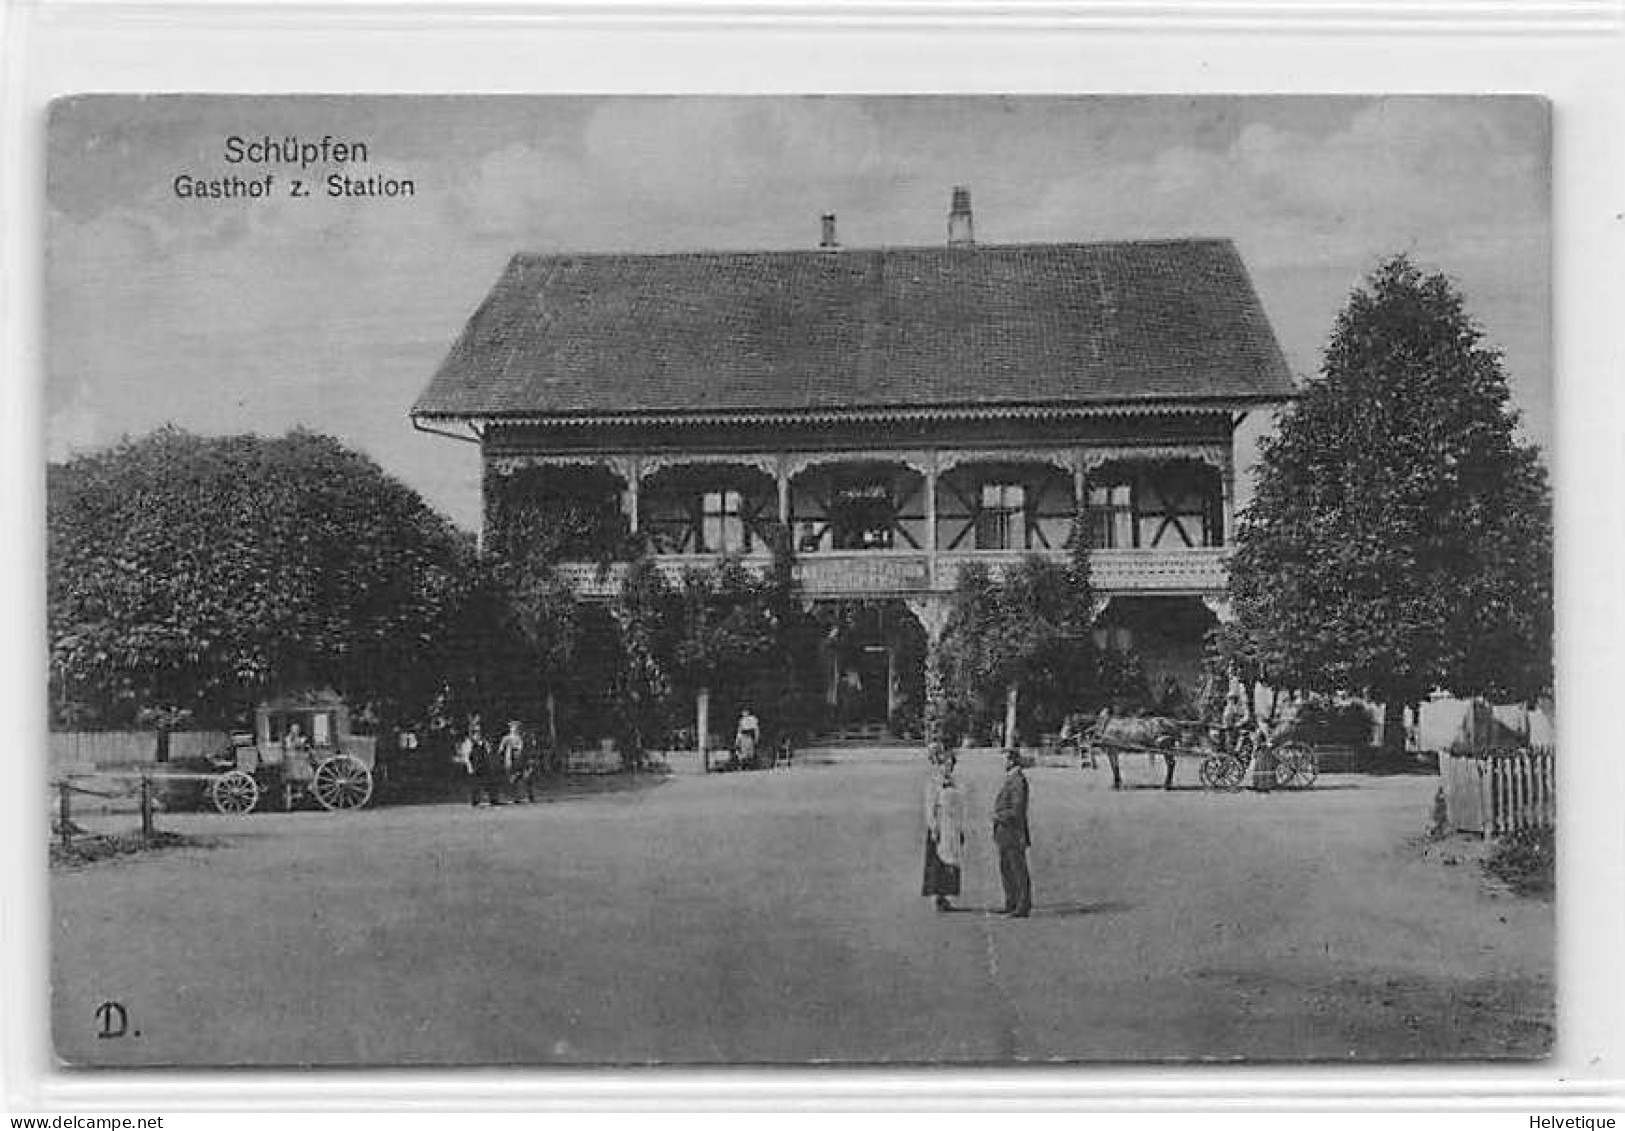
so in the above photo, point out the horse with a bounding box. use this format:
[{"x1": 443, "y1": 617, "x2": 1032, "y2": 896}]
[{"x1": 1073, "y1": 708, "x2": 1189, "y2": 789}]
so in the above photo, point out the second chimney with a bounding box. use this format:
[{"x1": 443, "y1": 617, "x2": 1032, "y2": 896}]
[
  {"x1": 947, "y1": 186, "x2": 974, "y2": 248},
  {"x1": 820, "y1": 213, "x2": 839, "y2": 250}
]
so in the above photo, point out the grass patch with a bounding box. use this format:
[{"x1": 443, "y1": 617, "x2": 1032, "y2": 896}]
[
  {"x1": 50, "y1": 829, "x2": 201, "y2": 868},
  {"x1": 1484, "y1": 826, "x2": 1555, "y2": 898}
]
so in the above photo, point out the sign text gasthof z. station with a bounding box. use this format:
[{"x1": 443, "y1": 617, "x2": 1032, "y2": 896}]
[{"x1": 172, "y1": 134, "x2": 416, "y2": 200}]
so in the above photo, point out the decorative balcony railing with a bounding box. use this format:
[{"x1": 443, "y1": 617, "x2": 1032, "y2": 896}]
[{"x1": 551, "y1": 547, "x2": 1228, "y2": 601}]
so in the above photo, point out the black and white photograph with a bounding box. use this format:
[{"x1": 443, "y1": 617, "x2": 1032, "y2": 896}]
[{"x1": 42, "y1": 94, "x2": 1555, "y2": 1067}]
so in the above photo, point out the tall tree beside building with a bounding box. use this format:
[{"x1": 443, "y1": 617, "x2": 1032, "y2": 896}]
[
  {"x1": 940, "y1": 537, "x2": 1099, "y2": 747},
  {"x1": 938, "y1": 563, "x2": 1002, "y2": 745},
  {"x1": 608, "y1": 555, "x2": 679, "y2": 764},
  {"x1": 48, "y1": 428, "x2": 488, "y2": 729},
  {"x1": 485, "y1": 505, "x2": 583, "y2": 751},
  {"x1": 1228, "y1": 256, "x2": 1553, "y2": 747},
  {"x1": 667, "y1": 558, "x2": 784, "y2": 758},
  {"x1": 653, "y1": 530, "x2": 833, "y2": 759}
]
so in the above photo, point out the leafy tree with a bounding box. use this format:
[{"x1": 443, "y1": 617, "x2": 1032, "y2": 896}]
[
  {"x1": 637, "y1": 526, "x2": 826, "y2": 758},
  {"x1": 485, "y1": 505, "x2": 583, "y2": 752},
  {"x1": 940, "y1": 532, "x2": 1099, "y2": 746},
  {"x1": 938, "y1": 562, "x2": 1003, "y2": 745},
  {"x1": 992, "y1": 555, "x2": 1098, "y2": 743},
  {"x1": 1228, "y1": 256, "x2": 1553, "y2": 748},
  {"x1": 668, "y1": 558, "x2": 781, "y2": 751},
  {"x1": 1199, "y1": 622, "x2": 1268, "y2": 725},
  {"x1": 1096, "y1": 646, "x2": 1151, "y2": 713},
  {"x1": 752, "y1": 527, "x2": 829, "y2": 748},
  {"x1": 48, "y1": 428, "x2": 484, "y2": 730},
  {"x1": 483, "y1": 463, "x2": 631, "y2": 564},
  {"x1": 609, "y1": 554, "x2": 681, "y2": 763}
]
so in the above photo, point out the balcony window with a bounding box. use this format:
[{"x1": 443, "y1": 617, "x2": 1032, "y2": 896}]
[
  {"x1": 699, "y1": 489, "x2": 748, "y2": 553},
  {"x1": 830, "y1": 481, "x2": 895, "y2": 550},
  {"x1": 976, "y1": 483, "x2": 1027, "y2": 550},
  {"x1": 1088, "y1": 483, "x2": 1135, "y2": 549},
  {"x1": 1138, "y1": 470, "x2": 1215, "y2": 549},
  {"x1": 1088, "y1": 466, "x2": 1222, "y2": 550}
]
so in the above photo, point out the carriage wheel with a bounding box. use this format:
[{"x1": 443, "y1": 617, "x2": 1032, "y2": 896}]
[
  {"x1": 210, "y1": 770, "x2": 260, "y2": 815},
  {"x1": 311, "y1": 755, "x2": 373, "y2": 811},
  {"x1": 1266, "y1": 743, "x2": 1294, "y2": 788},
  {"x1": 1273, "y1": 751, "x2": 1298, "y2": 788},
  {"x1": 1276, "y1": 742, "x2": 1317, "y2": 788},
  {"x1": 1199, "y1": 754, "x2": 1224, "y2": 790},
  {"x1": 1212, "y1": 755, "x2": 1247, "y2": 791}
]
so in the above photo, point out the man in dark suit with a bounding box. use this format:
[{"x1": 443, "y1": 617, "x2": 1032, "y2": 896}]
[{"x1": 992, "y1": 748, "x2": 1032, "y2": 917}]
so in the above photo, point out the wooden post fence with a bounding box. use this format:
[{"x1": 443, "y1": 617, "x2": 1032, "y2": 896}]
[
  {"x1": 1443, "y1": 747, "x2": 1555, "y2": 838},
  {"x1": 139, "y1": 773, "x2": 155, "y2": 842},
  {"x1": 50, "y1": 771, "x2": 162, "y2": 851}
]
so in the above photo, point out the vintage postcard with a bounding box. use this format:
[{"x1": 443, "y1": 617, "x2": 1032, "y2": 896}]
[{"x1": 44, "y1": 94, "x2": 1553, "y2": 1067}]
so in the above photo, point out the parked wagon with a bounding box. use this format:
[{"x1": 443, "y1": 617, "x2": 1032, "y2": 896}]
[
  {"x1": 1067, "y1": 712, "x2": 1317, "y2": 791},
  {"x1": 201, "y1": 692, "x2": 376, "y2": 815}
]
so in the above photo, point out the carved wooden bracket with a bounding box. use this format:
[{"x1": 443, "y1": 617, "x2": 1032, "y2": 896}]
[
  {"x1": 637, "y1": 452, "x2": 780, "y2": 482},
  {"x1": 782, "y1": 450, "x2": 933, "y2": 481},
  {"x1": 901, "y1": 595, "x2": 953, "y2": 643},
  {"x1": 1078, "y1": 444, "x2": 1230, "y2": 475},
  {"x1": 486, "y1": 454, "x2": 634, "y2": 483},
  {"x1": 934, "y1": 448, "x2": 1073, "y2": 477}
]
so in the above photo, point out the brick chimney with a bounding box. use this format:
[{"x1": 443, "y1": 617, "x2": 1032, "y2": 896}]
[
  {"x1": 819, "y1": 213, "x2": 839, "y2": 250},
  {"x1": 947, "y1": 186, "x2": 974, "y2": 248}
]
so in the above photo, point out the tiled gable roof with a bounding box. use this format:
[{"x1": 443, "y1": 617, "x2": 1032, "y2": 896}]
[{"x1": 413, "y1": 239, "x2": 1295, "y2": 421}]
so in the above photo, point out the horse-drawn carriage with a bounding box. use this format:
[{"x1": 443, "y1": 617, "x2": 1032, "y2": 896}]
[
  {"x1": 1068, "y1": 711, "x2": 1318, "y2": 791},
  {"x1": 200, "y1": 692, "x2": 376, "y2": 815}
]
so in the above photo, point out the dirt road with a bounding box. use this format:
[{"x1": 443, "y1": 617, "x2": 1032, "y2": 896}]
[{"x1": 50, "y1": 752, "x2": 1553, "y2": 1065}]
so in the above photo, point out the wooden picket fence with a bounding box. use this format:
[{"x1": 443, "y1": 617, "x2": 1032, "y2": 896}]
[{"x1": 1442, "y1": 746, "x2": 1555, "y2": 838}]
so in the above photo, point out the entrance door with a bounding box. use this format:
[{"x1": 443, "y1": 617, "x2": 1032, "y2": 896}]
[{"x1": 853, "y1": 645, "x2": 890, "y2": 725}]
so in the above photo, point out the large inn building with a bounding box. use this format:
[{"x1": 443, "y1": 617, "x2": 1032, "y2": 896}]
[{"x1": 412, "y1": 189, "x2": 1296, "y2": 739}]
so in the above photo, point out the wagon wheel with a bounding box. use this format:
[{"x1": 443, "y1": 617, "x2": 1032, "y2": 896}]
[
  {"x1": 311, "y1": 755, "x2": 373, "y2": 811},
  {"x1": 1275, "y1": 742, "x2": 1316, "y2": 788},
  {"x1": 1199, "y1": 754, "x2": 1225, "y2": 790},
  {"x1": 1212, "y1": 754, "x2": 1247, "y2": 791},
  {"x1": 1267, "y1": 743, "x2": 1298, "y2": 788},
  {"x1": 210, "y1": 770, "x2": 260, "y2": 815},
  {"x1": 1272, "y1": 750, "x2": 1299, "y2": 788}
]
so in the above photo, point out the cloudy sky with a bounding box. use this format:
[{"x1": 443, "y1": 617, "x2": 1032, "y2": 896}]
[{"x1": 47, "y1": 95, "x2": 1550, "y2": 532}]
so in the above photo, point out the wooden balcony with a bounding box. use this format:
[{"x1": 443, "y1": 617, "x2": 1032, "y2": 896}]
[{"x1": 552, "y1": 547, "x2": 1228, "y2": 601}]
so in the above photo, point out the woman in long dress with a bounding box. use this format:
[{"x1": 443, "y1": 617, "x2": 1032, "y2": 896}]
[
  {"x1": 735, "y1": 707, "x2": 759, "y2": 769},
  {"x1": 922, "y1": 757, "x2": 967, "y2": 912}
]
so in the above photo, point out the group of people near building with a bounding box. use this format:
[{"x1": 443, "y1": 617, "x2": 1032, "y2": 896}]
[
  {"x1": 921, "y1": 746, "x2": 1033, "y2": 919},
  {"x1": 457, "y1": 717, "x2": 537, "y2": 807}
]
